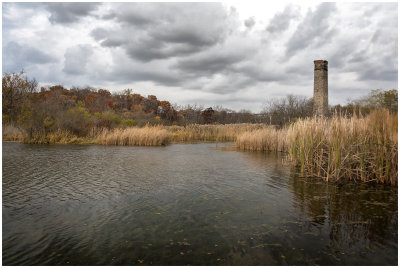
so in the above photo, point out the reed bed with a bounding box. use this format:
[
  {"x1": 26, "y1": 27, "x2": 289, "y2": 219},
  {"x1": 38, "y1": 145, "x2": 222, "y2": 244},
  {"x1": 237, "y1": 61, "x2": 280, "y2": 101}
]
[
  {"x1": 7, "y1": 123, "x2": 267, "y2": 145},
  {"x1": 166, "y1": 123, "x2": 267, "y2": 142},
  {"x1": 96, "y1": 126, "x2": 169, "y2": 146},
  {"x1": 236, "y1": 126, "x2": 288, "y2": 152},
  {"x1": 236, "y1": 109, "x2": 398, "y2": 185},
  {"x1": 22, "y1": 130, "x2": 88, "y2": 144},
  {"x1": 2, "y1": 125, "x2": 24, "y2": 141},
  {"x1": 5, "y1": 110, "x2": 397, "y2": 184},
  {"x1": 92, "y1": 123, "x2": 268, "y2": 145}
]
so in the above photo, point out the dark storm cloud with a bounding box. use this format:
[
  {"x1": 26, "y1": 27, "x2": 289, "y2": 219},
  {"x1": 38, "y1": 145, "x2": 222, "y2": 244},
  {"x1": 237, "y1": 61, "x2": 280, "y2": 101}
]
[
  {"x1": 107, "y1": 68, "x2": 182, "y2": 87},
  {"x1": 4, "y1": 2, "x2": 43, "y2": 9},
  {"x1": 371, "y1": 29, "x2": 383, "y2": 44},
  {"x1": 153, "y1": 26, "x2": 223, "y2": 47},
  {"x1": 106, "y1": 3, "x2": 161, "y2": 26},
  {"x1": 348, "y1": 49, "x2": 367, "y2": 64},
  {"x1": 328, "y1": 39, "x2": 357, "y2": 69},
  {"x1": 286, "y1": 3, "x2": 337, "y2": 57},
  {"x1": 92, "y1": 3, "x2": 234, "y2": 62},
  {"x1": 3, "y1": 41, "x2": 56, "y2": 72},
  {"x1": 266, "y1": 6, "x2": 298, "y2": 33},
  {"x1": 90, "y1": 28, "x2": 108, "y2": 41},
  {"x1": 101, "y1": 37, "x2": 125, "y2": 48},
  {"x1": 2, "y1": 2, "x2": 397, "y2": 110},
  {"x1": 239, "y1": 66, "x2": 287, "y2": 83},
  {"x1": 46, "y1": 3, "x2": 101, "y2": 24},
  {"x1": 174, "y1": 52, "x2": 246, "y2": 77},
  {"x1": 359, "y1": 68, "x2": 398, "y2": 82},
  {"x1": 284, "y1": 60, "x2": 314, "y2": 78},
  {"x1": 357, "y1": 52, "x2": 398, "y2": 82},
  {"x1": 244, "y1": 17, "x2": 255, "y2": 29},
  {"x1": 125, "y1": 42, "x2": 200, "y2": 62},
  {"x1": 90, "y1": 28, "x2": 126, "y2": 47},
  {"x1": 63, "y1": 45, "x2": 93, "y2": 75}
]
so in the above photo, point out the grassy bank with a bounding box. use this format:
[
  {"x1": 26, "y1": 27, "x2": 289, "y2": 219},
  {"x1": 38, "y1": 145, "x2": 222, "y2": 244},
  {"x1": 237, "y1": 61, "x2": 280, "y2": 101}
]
[
  {"x1": 236, "y1": 126, "x2": 289, "y2": 152},
  {"x1": 3, "y1": 110, "x2": 397, "y2": 184},
  {"x1": 2, "y1": 125, "x2": 24, "y2": 141},
  {"x1": 2, "y1": 128, "x2": 96, "y2": 144},
  {"x1": 236, "y1": 109, "x2": 398, "y2": 185},
  {"x1": 95, "y1": 126, "x2": 169, "y2": 146},
  {"x1": 166, "y1": 123, "x2": 267, "y2": 142},
  {"x1": 4, "y1": 123, "x2": 268, "y2": 145},
  {"x1": 91, "y1": 123, "x2": 262, "y2": 146}
]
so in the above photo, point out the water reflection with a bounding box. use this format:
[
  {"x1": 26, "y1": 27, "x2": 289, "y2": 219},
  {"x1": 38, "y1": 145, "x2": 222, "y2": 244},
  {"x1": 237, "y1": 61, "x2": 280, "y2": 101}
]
[
  {"x1": 287, "y1": 173, "x2": 398, "y2": 264},
  {"x1": 2, "y1": 142, "x2": 398, "y2": 265}
]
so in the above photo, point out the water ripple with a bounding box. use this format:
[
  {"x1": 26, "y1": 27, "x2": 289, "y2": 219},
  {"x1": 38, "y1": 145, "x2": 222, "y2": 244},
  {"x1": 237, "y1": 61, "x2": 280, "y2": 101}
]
[{"x1": 2, "y1": 142, "x2": 398, "y2": 265}]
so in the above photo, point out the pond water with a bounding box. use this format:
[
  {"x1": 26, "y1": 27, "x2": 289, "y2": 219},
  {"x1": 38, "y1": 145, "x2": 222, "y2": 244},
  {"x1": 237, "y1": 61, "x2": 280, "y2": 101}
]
[{"x1": 2, "y1": 142, "x2": 398, "y2": 265}]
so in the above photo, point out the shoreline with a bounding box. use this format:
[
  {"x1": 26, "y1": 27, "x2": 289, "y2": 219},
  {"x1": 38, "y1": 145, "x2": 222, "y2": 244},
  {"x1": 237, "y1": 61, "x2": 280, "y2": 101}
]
[{"x1": 3, "y1": 110, "x2": 397, "y2": 185}]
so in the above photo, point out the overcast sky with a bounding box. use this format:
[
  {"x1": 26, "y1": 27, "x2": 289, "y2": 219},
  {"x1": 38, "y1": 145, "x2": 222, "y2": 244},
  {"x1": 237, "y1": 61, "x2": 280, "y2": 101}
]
[{"x1": 2, "y1": 2, "x2": 398, "y2": 112}]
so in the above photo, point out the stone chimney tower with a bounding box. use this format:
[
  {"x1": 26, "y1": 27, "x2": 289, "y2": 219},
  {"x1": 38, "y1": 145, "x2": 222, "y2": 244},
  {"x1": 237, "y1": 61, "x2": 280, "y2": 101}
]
[{"x1": 313, "y1": 60, "x2": 328, "y2": 117}]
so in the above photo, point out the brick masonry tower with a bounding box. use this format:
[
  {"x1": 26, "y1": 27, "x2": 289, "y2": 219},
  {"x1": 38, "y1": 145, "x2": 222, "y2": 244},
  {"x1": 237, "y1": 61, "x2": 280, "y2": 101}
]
[{"x1": 313, "y1": 60, "x2": 328, "y2": 117}]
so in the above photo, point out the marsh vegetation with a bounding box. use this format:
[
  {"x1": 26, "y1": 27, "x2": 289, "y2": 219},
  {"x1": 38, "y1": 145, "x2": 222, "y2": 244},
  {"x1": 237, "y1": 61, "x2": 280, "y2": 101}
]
[
  {"x1": 2, "y1": 71, "x2": 398, "y2": 184},
  {"x1": 237, "y1": 109, "x2": 398, "y2": 185}
]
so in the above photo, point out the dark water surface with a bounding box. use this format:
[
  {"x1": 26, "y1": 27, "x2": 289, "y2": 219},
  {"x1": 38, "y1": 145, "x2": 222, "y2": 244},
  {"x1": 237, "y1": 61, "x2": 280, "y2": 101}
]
[{"x1": 2, "y1": 142, "x2": 398, "y2": 265}]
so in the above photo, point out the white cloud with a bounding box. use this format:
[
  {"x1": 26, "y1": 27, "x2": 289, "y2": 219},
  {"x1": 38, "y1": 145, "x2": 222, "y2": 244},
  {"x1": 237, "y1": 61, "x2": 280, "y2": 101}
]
[{"x1": 2, "y1": 2, "x2": 398, "y2": 112}]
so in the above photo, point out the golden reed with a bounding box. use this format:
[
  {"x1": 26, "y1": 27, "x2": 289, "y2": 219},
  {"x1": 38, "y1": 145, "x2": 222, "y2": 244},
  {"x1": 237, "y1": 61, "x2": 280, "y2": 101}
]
[
  {"x1": 166, "y1": 123, "x2": 266, "y2": 142},
  {"x1": 236, "y1": 109, "x2": 397, "y2": 185},
  {"x1": 96, "y1": 126, "x2": 169, "y2": 146},
  {"x1": 5, "y1": 110, "x2": 397, "y2": 184},
  {"x1": 95, "y1": 123, "x2": 267, "y2": 145}
]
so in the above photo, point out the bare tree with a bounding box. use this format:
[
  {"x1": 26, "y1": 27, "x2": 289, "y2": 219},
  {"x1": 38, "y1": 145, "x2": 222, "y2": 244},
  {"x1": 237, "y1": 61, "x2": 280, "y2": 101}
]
[{"x1": 262, "y1": 94, "x2": 313, "y2": 126}]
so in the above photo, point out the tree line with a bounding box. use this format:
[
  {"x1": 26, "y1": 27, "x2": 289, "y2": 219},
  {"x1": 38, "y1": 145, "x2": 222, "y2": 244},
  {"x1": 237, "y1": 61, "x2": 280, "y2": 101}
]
[{"x1": 2, "y1": 71, "x2": 397, "y2": 138}]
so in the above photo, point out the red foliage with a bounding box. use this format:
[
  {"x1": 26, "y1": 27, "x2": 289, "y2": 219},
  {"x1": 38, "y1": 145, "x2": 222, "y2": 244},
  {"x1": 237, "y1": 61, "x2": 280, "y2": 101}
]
[
  {"x1": 85, "y1": 93, "x2": 98, "y2": 105},
  {"x1": 98, "y1": 89, "x2": 111, "y2": 98},
  {"x1": 103, "y1": 99, "x2": 112, "y2": 108}
]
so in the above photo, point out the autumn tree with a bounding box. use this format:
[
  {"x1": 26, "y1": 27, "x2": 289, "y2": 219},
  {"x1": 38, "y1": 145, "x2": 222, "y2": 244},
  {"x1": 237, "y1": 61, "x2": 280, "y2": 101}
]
[
  {"x1": 142, "y1": 95, "x2": 159, "y2": 114},
  {"x1": 2, "y1": 71, "x2": 37, "y2": 123},
  {"x1": 63, "y1": 102, "x2": 92, "y2": 136},
  {"x1": 332, "y1": 89, "x2": 398, "y2": 116},
  {"x1": 201, "y1": 107, "x2": 215, "y2": 124},
  {"x1": 17, "y1": 99, "x2": 34, "y2": 138},
  {"x1": 158, "y1": 100, "x2": 177, "y2": 122},
  {"x1": 352, "y1": 89, "x2": 398, "y2": 111}
]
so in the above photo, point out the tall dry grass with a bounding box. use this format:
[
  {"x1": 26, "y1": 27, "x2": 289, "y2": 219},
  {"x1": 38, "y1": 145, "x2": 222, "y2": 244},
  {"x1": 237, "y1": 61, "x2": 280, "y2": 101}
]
[
  {"x1": 2, "y1": 125, "x2": 24, "y2": 141},
  {"x1": 22, "y1": 130, "x2": 89, "y2": 144},
  {"x1": 236, "y1": 109, "x2": 398, "y2": 185},
  {"x1": 93, "y1": 123, "x2": 268, "y2": 145},
  {"x1": 9, "y1": 123, "x2": 268, "y2": 145},
  {"x1": 166, "y1": 123, "x2": 267, "y2": 142},
  {"x1": 236, "y1": 126, "x2": 288, "y2": 152},
  {"x1": 96, "y1": 126, "x2": 169, "y2": 146},
  {"x1": 6, "y1": 110, "x2": 397, "y2": 184}
]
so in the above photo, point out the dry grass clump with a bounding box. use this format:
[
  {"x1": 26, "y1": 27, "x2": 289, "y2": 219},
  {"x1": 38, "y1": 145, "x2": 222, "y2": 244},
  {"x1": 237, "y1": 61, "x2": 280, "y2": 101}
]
[
  {"x1": 89, "y1": 124, "x2": 266, "y2": 145},
  {"x1": 236, "y1": 109, "x2": 398, "y2": 185},
  {"x1": 236, "y1": 126, "x2": 288, "y2": 152},
  {"x1": 2, "y1": 125, "x2": 24, "y2": 141},
  {"x1": 166, "y1": 123, "x2": 267, "y2": 142},
  {"x1": 96, "y1": 126, "x2": 169, "y2": 146},
  {"x1": 11, "y1": 123, "x2": 265, "y2": 145},
  {"x1": 287, "y1": 109, "x2": 397, "y2": 185},
  {"x1": 2, "y1": 125, "x2": 88, "y2": 144},
  {"x1": 23, "y1": 130, "x2": 85, "y2": 144}
]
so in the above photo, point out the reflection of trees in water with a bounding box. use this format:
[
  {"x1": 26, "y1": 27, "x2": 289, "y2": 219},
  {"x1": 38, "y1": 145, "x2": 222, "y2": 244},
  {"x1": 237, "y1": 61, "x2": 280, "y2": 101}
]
[
  {"x1": 240, "y1": 151, "x2": 291, "y2": 175},
  {"x1": 288, "y1": 172, "x2": 398, "y2": 251}
]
